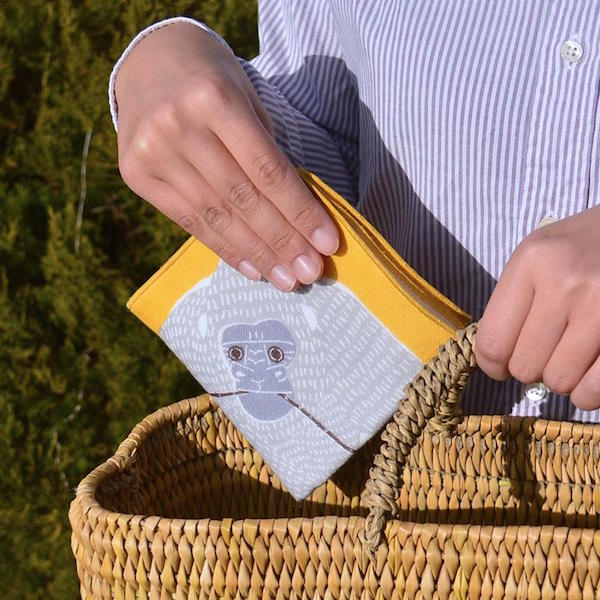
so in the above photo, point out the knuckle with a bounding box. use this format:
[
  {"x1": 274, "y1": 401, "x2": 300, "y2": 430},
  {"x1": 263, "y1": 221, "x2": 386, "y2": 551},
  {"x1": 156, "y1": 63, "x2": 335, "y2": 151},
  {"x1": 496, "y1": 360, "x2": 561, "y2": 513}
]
[
  {"x1": 292, "y1": 203, "x2": 320, "y2": 230},
  {"x1": 475, "y1": 332, "x2": 510, "y2": 364},
  {"x1": 570, "y1": 385, "x2": 600, "y2": 411},
  {"x1": 228, "y1": 181, "x2": 259, "y2": 211},
  {"x1": 150, "y1": 101, "x2": 182, "y2": 136},
  {"x1": 508, "y1": 355, "x2": 540, "y2": 384},
  {"x1": 569, "y1": 393, "x2": 586, "y2": 410},
  {"x1": 183, "y1": 75, "x2": 231, "y2": 113},
  {"x1": 572, "y1": 276, "x2": 600, "y2": 306},
  {"x1": 256, "y1": 154, "x2": 288, "y2": 188},
  {"x1": 203, "y1": 75, "x2": 232, "y2": 103},
  {"x1": 130, "y1": 129, "x2": 160, "y2": 162},
  {"x1": 203, "y1": 204, "x2": 232, "y2": 230},
  {"x1": 584, "y1": 372, "x2": 600, "y2": 398},
  {"x1": 247, "y1": 243, "x2": 272, "y2": 269},
  {"x1": 543, "y1": 369, "x2": 577, "y2": 395},
  {"x1": 517, "y1": 232, "x2": 580, "y2": 287},
  {"x1": 515, "y1": 234, "x2": 551, "y2": 269},
  {"x1": 177, "y1": 214, "x2": 203, "y2": 236},
  {"x1": 214, "y1": 239, "x2": 235, "y2": 261},
  {"x1": 270, "y1": 228, "x2": 296, "y2": 253}
]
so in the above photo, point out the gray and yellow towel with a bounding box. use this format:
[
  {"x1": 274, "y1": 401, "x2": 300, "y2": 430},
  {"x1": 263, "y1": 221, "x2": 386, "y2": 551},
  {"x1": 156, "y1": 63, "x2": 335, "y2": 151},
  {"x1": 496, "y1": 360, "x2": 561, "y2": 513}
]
[{"x1": 127, "y1": 170, "x2": 470, "y2": 500}]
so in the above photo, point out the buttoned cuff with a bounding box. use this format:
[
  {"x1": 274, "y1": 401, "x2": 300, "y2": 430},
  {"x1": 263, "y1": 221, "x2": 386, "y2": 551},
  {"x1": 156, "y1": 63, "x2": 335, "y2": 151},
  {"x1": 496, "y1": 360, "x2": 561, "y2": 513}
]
[{"x1": 108, "y1": 17, "x2": 233, "y2": 132}]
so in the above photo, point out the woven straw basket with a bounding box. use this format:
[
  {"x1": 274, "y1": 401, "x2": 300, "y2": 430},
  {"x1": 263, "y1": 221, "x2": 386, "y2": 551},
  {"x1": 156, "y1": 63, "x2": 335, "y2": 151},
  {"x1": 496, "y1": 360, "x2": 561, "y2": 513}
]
[{"x1": 69, "y1": 323, "x2": 600, "y2": 599}]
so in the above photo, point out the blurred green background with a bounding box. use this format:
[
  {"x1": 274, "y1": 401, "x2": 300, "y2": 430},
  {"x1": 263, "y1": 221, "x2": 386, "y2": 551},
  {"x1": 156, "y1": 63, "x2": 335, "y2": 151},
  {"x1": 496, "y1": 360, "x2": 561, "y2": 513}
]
[{"x1": 0, "y1": 1, "x2": 257, "y2": 597}]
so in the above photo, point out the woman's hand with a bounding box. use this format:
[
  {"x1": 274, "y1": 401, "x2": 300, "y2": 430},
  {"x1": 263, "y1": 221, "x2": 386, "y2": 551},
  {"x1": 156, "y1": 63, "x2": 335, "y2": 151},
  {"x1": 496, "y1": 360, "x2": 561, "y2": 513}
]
[
  {"x1": 476, "y1": 205, "x2": 600, "y2": 410},
  {"x1": 114, "y1": 22, "x2": 339, "y2": 291}
]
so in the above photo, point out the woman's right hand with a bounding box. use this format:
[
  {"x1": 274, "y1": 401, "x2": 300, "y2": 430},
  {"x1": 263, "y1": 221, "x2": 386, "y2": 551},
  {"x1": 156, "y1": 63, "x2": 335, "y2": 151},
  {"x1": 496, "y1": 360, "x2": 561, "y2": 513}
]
[{"x1": 114, "y1": 22, "x2": 339, "y2": 291}]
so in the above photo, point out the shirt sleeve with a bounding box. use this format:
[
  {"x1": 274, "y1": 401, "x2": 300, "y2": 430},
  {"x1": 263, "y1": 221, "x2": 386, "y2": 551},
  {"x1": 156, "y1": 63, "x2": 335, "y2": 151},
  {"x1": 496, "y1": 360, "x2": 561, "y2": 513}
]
[{"x1": 108, "y1": 2, "x2": 359, "y2": 203}]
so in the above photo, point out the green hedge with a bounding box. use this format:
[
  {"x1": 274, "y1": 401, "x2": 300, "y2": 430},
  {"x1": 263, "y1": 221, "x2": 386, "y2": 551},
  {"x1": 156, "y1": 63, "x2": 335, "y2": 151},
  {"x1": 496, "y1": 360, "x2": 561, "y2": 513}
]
[{"x1": 0, "y1": 2, "x2": 257, "y2": 597}]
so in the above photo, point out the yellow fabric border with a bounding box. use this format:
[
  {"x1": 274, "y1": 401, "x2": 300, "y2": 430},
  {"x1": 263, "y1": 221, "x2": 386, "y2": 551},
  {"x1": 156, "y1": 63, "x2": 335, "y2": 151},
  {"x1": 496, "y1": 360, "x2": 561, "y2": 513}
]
[
  {"x1": 126, "y1": 238, "x2": 220, "y2": 333},
  {"x1": 297, "y1": 169, "x2": 470, "y2": 330},
  {"x1": 127, "y1": 170, "x2": 471, "y2": 362}
]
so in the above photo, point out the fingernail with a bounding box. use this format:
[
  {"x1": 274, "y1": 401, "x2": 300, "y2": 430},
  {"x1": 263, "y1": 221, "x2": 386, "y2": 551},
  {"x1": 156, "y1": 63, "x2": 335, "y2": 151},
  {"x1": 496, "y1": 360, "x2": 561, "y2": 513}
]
[
  {"x1": 292, "y1": 254, "x2": 321, "y2": 283},
  {"x1": 238, "y1": 260, "x2": 261, "y2": 281},
  {"x1": 270, "y1": 265, "x2": 296, "y2": 291},
  {"x1": 311, "y1": 227, "x2": 339, "y2": 255}
]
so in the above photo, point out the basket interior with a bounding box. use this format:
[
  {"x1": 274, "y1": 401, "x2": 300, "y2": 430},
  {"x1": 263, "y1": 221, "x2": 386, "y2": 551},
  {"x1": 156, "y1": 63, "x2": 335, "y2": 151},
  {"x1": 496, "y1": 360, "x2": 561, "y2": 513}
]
[
  {"x1": 96, "y1": 402, "x2": 377, "y2": 519},
  {"x1": 96, "y1": 400, "x2": 600, "y2": 527}
]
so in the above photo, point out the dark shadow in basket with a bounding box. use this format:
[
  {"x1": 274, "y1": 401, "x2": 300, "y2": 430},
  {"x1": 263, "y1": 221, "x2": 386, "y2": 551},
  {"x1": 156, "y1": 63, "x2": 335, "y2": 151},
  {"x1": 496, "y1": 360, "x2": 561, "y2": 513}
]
[
  {"x1": 95, "y1": 414, "x2": 383, "y2": 520},
  {"x1": 95, "y1": 409, "x2": 600, "y2": 530}
]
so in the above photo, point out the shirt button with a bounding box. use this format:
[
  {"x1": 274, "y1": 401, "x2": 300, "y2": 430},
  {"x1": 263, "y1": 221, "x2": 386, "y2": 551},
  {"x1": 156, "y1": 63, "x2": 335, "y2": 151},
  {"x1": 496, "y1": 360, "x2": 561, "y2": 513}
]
[
  {"x1": 560, "y1": 39, "x2": 584, "y2": 64},
  {"x1": 536, "y1": 215, "x2": 556, "y2": 229},
  {"x1": 525, "y1": 382, "x2": 549, "y2": 402}
]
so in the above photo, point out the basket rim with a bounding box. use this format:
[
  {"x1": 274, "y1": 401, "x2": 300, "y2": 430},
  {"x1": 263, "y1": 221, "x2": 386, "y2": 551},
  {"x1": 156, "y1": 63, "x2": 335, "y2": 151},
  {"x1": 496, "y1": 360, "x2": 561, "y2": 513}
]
[{"x1": 69, "y1": 393, "x2": 600, "y2": 533}]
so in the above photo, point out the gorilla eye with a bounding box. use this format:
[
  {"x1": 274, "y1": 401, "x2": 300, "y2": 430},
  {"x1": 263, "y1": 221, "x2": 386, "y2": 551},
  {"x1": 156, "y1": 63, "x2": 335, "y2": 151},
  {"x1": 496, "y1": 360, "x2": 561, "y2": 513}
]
[
  {"x1": 228, "y1": 345, "x2": 244, "y2": 361},
  {"x1": 268, "y1": 346, "x2": 284, "y2": 362}
]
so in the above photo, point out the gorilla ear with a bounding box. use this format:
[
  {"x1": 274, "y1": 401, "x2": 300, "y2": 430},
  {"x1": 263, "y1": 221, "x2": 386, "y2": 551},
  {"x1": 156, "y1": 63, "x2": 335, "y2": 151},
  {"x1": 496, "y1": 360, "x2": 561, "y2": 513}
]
[
  {"x1": 198, "y1": 313, "x2": 208, "y2": 338},
  {"x1": 300, "y1": 304, "x2": 318, "y2": 331}
]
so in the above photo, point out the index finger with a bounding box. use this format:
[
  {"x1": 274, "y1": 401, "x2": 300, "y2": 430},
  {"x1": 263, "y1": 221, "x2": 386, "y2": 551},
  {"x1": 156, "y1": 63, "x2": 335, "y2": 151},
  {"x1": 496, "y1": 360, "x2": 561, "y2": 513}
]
[
  {"x1": 476, "y1": 255, "x2": 535, "y2": 379},
  {"x1": 212, "y1": 101, "x2": 340, "y2": 256}
]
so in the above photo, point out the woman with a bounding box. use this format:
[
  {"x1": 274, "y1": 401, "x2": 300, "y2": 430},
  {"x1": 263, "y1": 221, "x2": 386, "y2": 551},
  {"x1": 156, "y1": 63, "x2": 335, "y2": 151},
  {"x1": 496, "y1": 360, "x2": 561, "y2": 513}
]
[{"x1": 110, "y1": 2, "x2": 600, "y2": 420}]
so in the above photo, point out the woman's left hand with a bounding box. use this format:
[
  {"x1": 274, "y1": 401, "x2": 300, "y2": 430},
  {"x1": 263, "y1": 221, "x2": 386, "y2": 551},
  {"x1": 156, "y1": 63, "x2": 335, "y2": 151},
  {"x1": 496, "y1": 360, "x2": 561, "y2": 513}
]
[{"x1": 475, "y1": 205, "x2": 600, "y2": 410}]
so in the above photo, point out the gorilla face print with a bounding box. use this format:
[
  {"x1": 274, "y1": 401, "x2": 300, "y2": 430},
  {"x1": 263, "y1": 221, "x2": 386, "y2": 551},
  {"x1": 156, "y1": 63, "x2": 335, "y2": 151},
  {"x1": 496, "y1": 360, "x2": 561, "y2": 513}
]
[
  {"x1": 219, "y1": 318, "x2": 355, "y2": 450},
  {"x1": 220, "y1": 319, "x2": 296, "y2": 421}
]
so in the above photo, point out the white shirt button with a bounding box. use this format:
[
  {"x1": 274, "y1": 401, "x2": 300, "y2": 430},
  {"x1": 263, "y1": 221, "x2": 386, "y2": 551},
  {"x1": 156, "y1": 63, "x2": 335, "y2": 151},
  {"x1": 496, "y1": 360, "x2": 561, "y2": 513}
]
[
  {"x1": 560, "y1": 39, "x2": 584, "y2": 64},
  {"x1": 536, "y1": 215, "x2": 556, "y2": 229},
  {"x1": 525, "y1": 382, "x2": 549, "y2": 402}
]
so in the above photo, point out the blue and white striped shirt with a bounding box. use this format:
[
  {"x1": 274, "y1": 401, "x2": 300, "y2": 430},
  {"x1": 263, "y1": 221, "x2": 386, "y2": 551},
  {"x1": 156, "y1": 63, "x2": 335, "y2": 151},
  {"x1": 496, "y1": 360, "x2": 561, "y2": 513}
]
[{"x1": 110, "y1": 1, "x2": 600, "y2": 422}]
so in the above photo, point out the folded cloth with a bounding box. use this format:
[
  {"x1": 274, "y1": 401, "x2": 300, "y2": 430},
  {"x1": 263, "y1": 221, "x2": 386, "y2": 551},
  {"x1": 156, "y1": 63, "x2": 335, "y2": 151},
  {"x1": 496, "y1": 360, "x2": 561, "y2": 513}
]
[{"x1": 127, "y1": 169, "x2": 470, "y2": 499}]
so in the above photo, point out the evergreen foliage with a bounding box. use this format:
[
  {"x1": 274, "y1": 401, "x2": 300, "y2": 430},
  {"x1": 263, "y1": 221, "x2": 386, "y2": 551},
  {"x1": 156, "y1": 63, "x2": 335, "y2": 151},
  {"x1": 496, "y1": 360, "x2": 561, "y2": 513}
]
[{"x1": 0, "y1": 2, "x2": 258, "y2": 597}]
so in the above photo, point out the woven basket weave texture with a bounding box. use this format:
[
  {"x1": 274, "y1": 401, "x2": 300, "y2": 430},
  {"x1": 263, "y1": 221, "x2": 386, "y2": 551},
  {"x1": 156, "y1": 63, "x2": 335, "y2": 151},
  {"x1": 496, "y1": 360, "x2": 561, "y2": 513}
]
[{"x1": 69, "y1": 326, "x2": 600, "y2": 599}]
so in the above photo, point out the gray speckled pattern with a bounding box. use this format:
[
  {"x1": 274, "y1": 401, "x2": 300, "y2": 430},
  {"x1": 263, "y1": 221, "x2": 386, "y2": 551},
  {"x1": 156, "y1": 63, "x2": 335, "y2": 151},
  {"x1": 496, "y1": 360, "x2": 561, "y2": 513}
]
[{"x1": 159, "y1": 260, "x2": 422, "y2": 500}]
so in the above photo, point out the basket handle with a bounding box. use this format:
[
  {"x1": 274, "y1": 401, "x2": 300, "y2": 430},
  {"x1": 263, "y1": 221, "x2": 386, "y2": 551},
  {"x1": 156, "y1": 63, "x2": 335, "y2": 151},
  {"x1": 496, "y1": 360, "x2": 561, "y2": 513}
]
[{"x1": 358, "y1": 322, "x2": 479, "y2": 563}]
